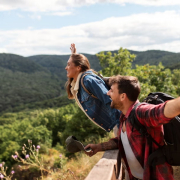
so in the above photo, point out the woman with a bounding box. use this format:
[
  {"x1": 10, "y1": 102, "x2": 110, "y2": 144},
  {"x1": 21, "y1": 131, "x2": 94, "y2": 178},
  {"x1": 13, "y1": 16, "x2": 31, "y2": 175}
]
[{"x1": 65, "y1": 43, "x2": 121, "y2": 135}]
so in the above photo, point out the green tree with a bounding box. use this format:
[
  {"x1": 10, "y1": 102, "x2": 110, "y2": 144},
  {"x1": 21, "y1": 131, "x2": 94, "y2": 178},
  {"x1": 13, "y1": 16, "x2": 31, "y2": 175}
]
[
  {"x1": 36, "y1": 103, "x2": 77, "y2": 146},
  {"x1": 97, "y1": 48, "x2": 136, "y2": 76},
  {"x1": 97, "y1": 48, "x2": 179, "y2": 101},
  {"x1": 171, "y1": 69, "x2": 180, "y2": 95},
  {"x1": 131, "y1": 63, "x2": 178, "y2": 100},
  {"x1": 61, "y1": 107, "x2": 107, "y2": 147}
]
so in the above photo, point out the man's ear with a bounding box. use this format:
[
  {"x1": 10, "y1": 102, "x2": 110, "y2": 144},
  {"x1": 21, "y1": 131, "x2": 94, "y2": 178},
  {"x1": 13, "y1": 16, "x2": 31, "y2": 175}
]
[{"x1": 120, "y1": 93, "x2": 126, "y2": 101}]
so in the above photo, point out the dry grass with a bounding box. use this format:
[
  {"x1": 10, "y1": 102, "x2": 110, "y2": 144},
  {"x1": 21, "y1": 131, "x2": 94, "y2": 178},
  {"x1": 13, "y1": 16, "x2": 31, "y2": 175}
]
[
  {"x1": 42, "y1": 150, "x2": 104, "y2": 180},
  {"x1": 44, "y1": 133, "x2": 114, "y2": 180},
  {"x1": 64, "y1": 151, "x2": 104, "y2": 180}
]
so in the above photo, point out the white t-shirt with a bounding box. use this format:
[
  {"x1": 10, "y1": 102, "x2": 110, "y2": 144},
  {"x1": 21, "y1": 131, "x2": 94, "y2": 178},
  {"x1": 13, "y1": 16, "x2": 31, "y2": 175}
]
[{"x1": 121, "y1": 129, "x2": 144, "y2": 179}]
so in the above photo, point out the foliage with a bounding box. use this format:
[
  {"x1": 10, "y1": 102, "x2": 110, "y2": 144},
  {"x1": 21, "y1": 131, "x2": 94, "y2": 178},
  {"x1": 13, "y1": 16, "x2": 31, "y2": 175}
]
[
  {"x1": 97, "y1": 48, "x2": 180, "y2": 101},
  {"x1": 129, "y1": 50, "x2": 173, "y2": 67},
  {"x1": 97, "y1": 48, "x2": 136, "y2": 76},
  {"x1": 0, "y1": 53, "x2": 102, "y2": 113},
  {"x1": 36, "y1": 103, "x2": 77, "y2": 146},
  {"x1": 61, "y1": 107, "x2": 107, "y2": 148},
  {"x1": 130, "y1": 63, "x2": 178, "y2": 100},
  {"x1": 0, "y1": 134, "x2": 113, "y2": 180},
  {"x1": 0, "y1": 53, "x2": 45, "y2": 73},
  {"x1": 0, "y1": 120, "x2": 52, "y2": 167},
  {"x1": 0, "y1": 48, "x2": 180, "y2": 179},
  {"x1": 1, "y1": 140, "x2": 75, "y2": 180},
  {"x1": 0, "y1": 50, "x2": 180, "y2": 113},
  {"x1": 12, "y1": 140, "x2": 56, "y2": 179},
  {"x1": 3, "y1": 95, "x2": 72, "y2": 114},
  {"x1": 0, "y1": 103, "x2": 107, "y2": 167},
  {"x1": 0, "y1": 66, "x2": 61, "y2": 112}
]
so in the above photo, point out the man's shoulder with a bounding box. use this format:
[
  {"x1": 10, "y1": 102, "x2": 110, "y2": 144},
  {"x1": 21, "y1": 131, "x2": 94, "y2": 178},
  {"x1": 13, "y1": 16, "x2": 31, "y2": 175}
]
[
  {"x1": 135, "y1": 101, "x2": 167, "y2": 121},
  {"x1": 136, "y1": 102, "x2": 151, "y2": 110},
  {"x1": 136, "y1": 102, "x2": 165, "y2": 111}
]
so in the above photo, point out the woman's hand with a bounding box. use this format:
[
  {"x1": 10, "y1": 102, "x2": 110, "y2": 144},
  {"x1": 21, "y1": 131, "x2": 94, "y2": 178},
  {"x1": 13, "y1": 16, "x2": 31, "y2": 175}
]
[{"x1": 70, "y1": 43, "x2": 76, "y2": 54}]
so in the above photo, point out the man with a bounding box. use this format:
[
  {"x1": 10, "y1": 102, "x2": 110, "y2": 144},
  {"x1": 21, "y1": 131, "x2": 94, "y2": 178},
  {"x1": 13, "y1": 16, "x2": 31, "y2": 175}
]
[{"x1": 85, "y1": 75, "x2": 180, "y2": 180}]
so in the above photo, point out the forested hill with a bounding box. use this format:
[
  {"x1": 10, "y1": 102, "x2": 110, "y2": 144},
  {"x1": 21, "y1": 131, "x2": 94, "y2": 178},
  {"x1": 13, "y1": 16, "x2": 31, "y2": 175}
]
[
  {"x1": 0, "y1": 53, "x2": 62, "y2": 112},
  {"x1": 0, "y1": 49, "x2": 180, "y2": 113},
  {"x1": 112, "y1": 50, "x2": 180, "y2": 69},
  {"x1": 28, "y1": 50, "x2": 180, "y2": 77},
  {"x1": 0, "y1": 53, "x2": 46, "y2": 73},
  {"x1": 134, "y1": 50, "x2": 180, "y2": 69}
]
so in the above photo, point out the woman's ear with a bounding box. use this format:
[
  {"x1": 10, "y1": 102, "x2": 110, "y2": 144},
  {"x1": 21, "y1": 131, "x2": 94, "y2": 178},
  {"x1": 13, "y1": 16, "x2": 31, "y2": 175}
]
[{"x1": 77, "y1": 66, "x2": 82, "y2": 72}]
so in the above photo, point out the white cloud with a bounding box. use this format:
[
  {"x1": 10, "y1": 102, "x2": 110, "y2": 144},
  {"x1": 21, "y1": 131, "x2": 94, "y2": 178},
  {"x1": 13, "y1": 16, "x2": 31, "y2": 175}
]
[
  {"x1": 0, "y1": 48, "x2": 7, "y2": 53},
  {"x1": 0, "y1": 10, "x2": 180, "y2": 56},
  {"x1": 0, "y1": 0, "x2": 180, "y2": 12}
]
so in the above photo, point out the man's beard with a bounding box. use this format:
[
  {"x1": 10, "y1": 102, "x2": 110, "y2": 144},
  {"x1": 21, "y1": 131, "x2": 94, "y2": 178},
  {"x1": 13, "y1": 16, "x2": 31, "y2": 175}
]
[{"x1": 110, "y1": 100, "x2": 122, "y2": 109}]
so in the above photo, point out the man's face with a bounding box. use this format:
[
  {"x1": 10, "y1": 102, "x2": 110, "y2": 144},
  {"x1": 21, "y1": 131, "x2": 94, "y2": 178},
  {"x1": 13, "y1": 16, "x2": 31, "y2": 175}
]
[{"x1": 107, "y1": 83, "x2": 123, "y2": 110}]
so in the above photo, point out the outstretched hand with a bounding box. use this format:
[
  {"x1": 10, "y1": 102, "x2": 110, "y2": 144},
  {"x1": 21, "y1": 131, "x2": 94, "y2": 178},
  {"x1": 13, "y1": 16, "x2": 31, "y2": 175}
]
[
  {"x1": 70, "y1": 43, "x2": 76, "y2": 54},
  {"x1": 84, "y1": 144, "x2": 100, "y2": 157}
]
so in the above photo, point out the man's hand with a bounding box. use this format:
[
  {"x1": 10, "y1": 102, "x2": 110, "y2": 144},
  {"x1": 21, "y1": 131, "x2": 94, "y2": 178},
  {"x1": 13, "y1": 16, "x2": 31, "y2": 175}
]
[
  {"x1": 84, "y1": 144, "x2": 100, "y2": 157},
  {"x1": 70, "y1": 43, "x2": 76, "y2": 54},
  {"x1": 84, "y1": 140, "x2": 118, "y2": 157}
]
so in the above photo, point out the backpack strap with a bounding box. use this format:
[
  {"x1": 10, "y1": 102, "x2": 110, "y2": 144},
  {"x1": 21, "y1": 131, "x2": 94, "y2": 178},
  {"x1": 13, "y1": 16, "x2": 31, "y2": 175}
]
[
  {"x1": 81, "y1": 72, "x2": 110, "y2": 99},
  {"x1": 129, "y1": 102, "x2": 161, "y2": 148},
  {"x1": 81, "y1": 73, "x2": 98, "y2": 99}
]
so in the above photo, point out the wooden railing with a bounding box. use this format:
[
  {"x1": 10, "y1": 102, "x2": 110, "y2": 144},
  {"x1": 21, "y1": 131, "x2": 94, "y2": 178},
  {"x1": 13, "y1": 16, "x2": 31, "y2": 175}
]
[{"x1": 85, "y1": 150, "x2": 121, "y2": 180}]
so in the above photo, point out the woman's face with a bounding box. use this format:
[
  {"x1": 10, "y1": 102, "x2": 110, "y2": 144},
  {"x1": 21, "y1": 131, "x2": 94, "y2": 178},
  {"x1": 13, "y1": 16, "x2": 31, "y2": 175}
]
[{"x1": 65, "y1": 57, "x2": 81, "y2": 80}]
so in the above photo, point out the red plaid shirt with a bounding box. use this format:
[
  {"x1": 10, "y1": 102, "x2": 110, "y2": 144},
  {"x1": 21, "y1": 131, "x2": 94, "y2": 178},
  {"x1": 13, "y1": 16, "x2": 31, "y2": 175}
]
[{"x1": 112, "y1": 100, "x2": 174, "y2": 180}]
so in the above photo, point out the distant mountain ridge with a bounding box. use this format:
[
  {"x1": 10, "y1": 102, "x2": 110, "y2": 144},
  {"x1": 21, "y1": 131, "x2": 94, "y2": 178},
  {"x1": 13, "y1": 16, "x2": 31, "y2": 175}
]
[
  {"x1": 110, "y1": 50, "x2": 180, "y2": 68},
  {"x1": 0, "y1": 49, "x2": 180, "y2": 113},
  {"x1": 27, "y1": 50, "x2": 180, "y2": 75},
  {"x1": 0, "y1": 53, "x2": 49, "y2": 73},
  {"x1": 28, "y1": 53, "x2": 102, "y2": 78}
]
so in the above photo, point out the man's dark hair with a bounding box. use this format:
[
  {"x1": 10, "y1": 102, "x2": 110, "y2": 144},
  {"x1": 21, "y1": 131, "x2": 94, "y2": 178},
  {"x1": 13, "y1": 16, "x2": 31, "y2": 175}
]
[{"x1": 109, "y1": 75, "x2": 141, "y2": 101}]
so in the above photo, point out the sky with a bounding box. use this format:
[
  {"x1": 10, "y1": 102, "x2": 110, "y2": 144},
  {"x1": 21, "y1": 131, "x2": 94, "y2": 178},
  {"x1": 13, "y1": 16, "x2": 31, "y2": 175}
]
[{"x1": 0, "y1": 0, "x2": 180, "y2": 57}]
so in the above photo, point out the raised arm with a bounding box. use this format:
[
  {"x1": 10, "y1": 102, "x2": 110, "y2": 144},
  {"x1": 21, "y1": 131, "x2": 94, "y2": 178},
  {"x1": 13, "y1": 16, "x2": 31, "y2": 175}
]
[
  {"x1": 70, "y1": 43, "x2": 76, "y2": 54},
  {"x1": 164, "y1": 97, "x2": 180, "y2": 118},
  {"x1": 84, "y1": 140, "x2": 118, "y2": 157}
]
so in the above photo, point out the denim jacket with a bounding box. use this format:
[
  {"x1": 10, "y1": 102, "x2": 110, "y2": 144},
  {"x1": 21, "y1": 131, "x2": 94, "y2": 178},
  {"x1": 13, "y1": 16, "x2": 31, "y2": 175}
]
[{"x1": 77, "y1": 70, "x2": 121, "y2": 132}]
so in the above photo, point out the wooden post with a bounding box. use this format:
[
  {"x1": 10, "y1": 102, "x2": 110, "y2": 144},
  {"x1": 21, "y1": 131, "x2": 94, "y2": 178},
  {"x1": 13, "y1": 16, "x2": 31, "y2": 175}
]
[{"x1": 85, "y1": 149, "x2": 120, "y2": 180}]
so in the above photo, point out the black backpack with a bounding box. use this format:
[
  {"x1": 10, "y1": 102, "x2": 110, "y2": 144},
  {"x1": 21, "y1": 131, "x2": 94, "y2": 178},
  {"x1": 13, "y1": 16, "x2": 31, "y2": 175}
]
[{"x1": 129, "y1": 92, "x2": 180, "y2": 166}]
